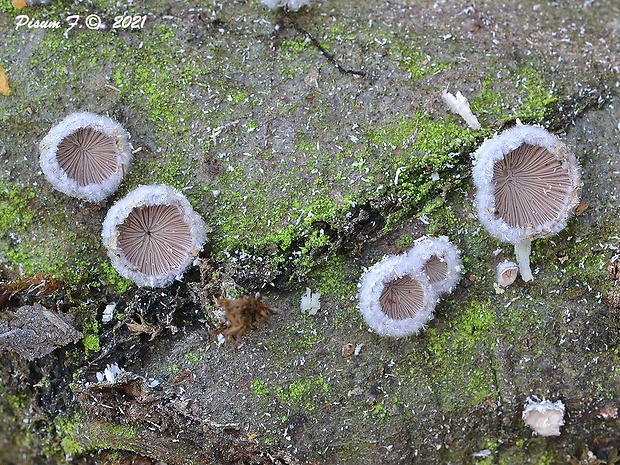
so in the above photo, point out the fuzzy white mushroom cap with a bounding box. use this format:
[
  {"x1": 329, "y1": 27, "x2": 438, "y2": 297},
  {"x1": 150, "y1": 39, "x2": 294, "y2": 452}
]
[
  {"x1": 522, "y1": 398, "x2": 565, "y2": 436},
  {"x1": 102, "y1": 185, "x2": 206, "y2": 288},
  {"x1": 358, "y1": 252, "x2": 437, "y2": 338},
  {"x1": 39, "y1": 112, "x2": 132, "y2": 202},
  {"x1": 408, "y1": 235, "x2": 462, "y2": 296},
  {"x1": 261, "y1": 0, "x2": 312, "y2": 11},
  {"x1": 496, "y1": 260, "x2": 519, "y2": 287},
  {"x1": 473, "y1": 124, "x2": 581, "y2": 245}
]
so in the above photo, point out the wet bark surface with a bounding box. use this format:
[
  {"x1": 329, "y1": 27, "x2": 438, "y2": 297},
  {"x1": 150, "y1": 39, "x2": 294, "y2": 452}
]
[{"x1": 1, "y1": 0, "x2": 620, "y2": 463}]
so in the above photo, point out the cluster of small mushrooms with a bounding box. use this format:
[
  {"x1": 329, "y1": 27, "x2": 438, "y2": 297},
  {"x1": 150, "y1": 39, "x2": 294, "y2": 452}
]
[
  {"x1": 39, "y1": 113, "x2": 582, "y2": 326},
  {"x1": 358, "y1": 122, "x2": 581, "y2": 340},
  {"x1": 39, "y1": 112, "x2": 206, "y2": 288},
  {"x1": 352, "y1": 120, "x2": 580, "y2": 438},
  {"x1": 39, "y1": 108, "x2": 580, "y2": 438}
]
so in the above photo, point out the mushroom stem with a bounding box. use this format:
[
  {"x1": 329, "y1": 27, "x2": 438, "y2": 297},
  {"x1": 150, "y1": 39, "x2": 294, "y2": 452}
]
[{"x1": 514, "y1": 239, "x2": 533, "y2": 282}]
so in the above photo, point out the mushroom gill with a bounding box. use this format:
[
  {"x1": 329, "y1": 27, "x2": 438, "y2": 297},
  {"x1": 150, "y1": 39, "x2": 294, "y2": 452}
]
[
  {"x1": 117, "y1": 204, "x2": 194, "y2": 277},
  {"x1": 409, "y1": 235, "x2": 462, "y2": 296},
  {"x1": 423, "y1": 256, "x2": 449, "y2": 285},
  {"x1": 379, "y1": 275, "x2": 426, "y2": 320},
  {"x1": 358, "y1": 252, "x2": 436, "y2": 338},
  {"x1": 56, "y1": 127, "x2": 119, "y2": 187},
  {"x1": 492, "y1": 143, "x2": 573, "y2": 229}
]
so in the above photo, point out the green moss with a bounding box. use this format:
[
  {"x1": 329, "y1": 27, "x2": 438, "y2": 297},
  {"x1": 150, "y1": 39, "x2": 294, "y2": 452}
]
[
  {"x1": 229, "y1": 90, "x2": 250, "y2": 105},
  {"x1": 309, "y1": 255, "x2": 358, "y2": 301},
  {"x1": 251, "y1": 379, "x2": 271, "y2": 397},
  {"x1": 255, "y1": 376, "x2": 330, "y2": 412},
  {"x1": 514, "y1": 66, "x2": 558, "y2": 122},
  {"x1": 210, "y1": 163, "x2": 356, "y2": 280},
  {"x1": 362, "y1": 402, "x2": 387, "y2": 421},
  {"x1": 367, "y1": 111, "x2": 477, "y2": 224},
  {"x1": 0, "y1": 0, "x2": 12, "y2": 13},
  {"x1": 396, "y1": 46, "x2": 452, "y2": 80},
  {"x1": 210, "y1": 105, "x2": 481, "y2": 284},
  {"x1": 394, "y1": 233, "x2": 414, "y2": 250},
  {"x1": 0, "y1": 184, "x2": 35, "y2": 232},
  {"x1": 109, "y1": 24, "x2": 216, "y2": 134},
  {"x1": 368, "y1": 111, "x2": 476, "y2": 157},
  {"x1": 394, "y1": 299, "x2": 497, "y2": 411},
  {"x1": 82, "y1": 319, "x2": 101, "y2": 355},
  {"x1": 0, "y1": 181, "x2": 98, "y2": 286},
  {"x1": 470, "y1": 66, "x2": 558, "y2": 125},
  {"x1": 57, "y1": 415, "x2": 136, "y2": 457},
  {"x1": 2, "y1": 388, "x2": 28, "y2": 411},
  {"x1": 183, "y1": 352, "x2": 202, "y2": 365},
  {"x1": 98, "y1": 261, "x2": 132, "y2": 294},
  {"x1": 535, "y1": 451, "x2": 555, "y2": 465},
  {"x1": 280, "y1": 37, "x2": 311, "y2": 54}
]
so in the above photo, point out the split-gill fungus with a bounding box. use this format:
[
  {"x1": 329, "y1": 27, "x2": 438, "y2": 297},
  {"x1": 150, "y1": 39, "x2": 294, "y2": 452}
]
[
  {"x1": 522, "y1": 397, "x2": 565, "y2": 437},
  {"x1": 473, "y1": 124, "x2": 581, "y2": 282},
  {"x1": 496, "y1": 260, "x2": 519, "y2": 287},
  {"x1": 410, "y1": 235, "x2": 462, "y2": 296},
  {"x1": 39, "y1": 112, "x2": 132, "y2": 202},
  {"x1": 102, "y1": 185, "x2": 206, "y2": 288},
  {"x1": 358, "y1": 236, "x2": 462, "y2": 338}
]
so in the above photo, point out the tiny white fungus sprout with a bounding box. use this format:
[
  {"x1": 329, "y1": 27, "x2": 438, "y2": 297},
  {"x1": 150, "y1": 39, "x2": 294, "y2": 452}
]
[
  {"x1": 358, "y1": 252, "x2": 437, "y2": 338},
  {"x1": 496, "y1": 260, "x2": 519, "y2": 287},
  {"x1": 473, "y1": 124, "x2": 581, "y2": 281},
  {"x1": 102, "y1": 185, "x2": 206, "y2": 288},
  {"x1": 39, "y1": 112, "x2": 132, "y2": 202},
  {"x1": 96, "y1": 363, "x2": 124, "y2": 384},
  {"x1": 300, "y1": 287, "x2": 321, "y2": 315},
  {"x1": 442, "y1": 89, "x2": 482, "y2": 130},
  {"x1": 522, "y1": 397, "x2": 565, "y2": 436}
]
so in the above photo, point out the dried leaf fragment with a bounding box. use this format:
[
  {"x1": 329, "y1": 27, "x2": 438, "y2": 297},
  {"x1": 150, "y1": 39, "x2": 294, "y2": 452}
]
[
  {"x1": 0, "y1": 66, "x2": 10, "y2": 96},
  {"x1": 3, "y1": 273, "x2": 62, "y2": 296},
  {"x1": 342, "y1": 343, "x2": 355, "y2": 357}
]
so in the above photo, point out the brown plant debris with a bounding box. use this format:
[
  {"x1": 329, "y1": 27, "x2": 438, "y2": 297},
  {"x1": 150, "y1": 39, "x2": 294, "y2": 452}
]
[
  {"x1": 608, "y1": 258, "x2": 620, "y2": 281},
  {"x1": 127, "y1": 313, "x2": 162, "y2": 340},
  {"x1": 211, "y1": 295, "x2": 277, "y2": 345},
  {"x1": 576, "y1": 203, "x2": 589, "y2": 216},
  {"x1": 0, "y1": 274, "x2": 63, "y2": 309},
  {"x1": 342, "y1": 342, "x2": 355, "y2": 357},
  {"x1": 0, "y1": 303, "x2": 82, "y2": 360}
]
